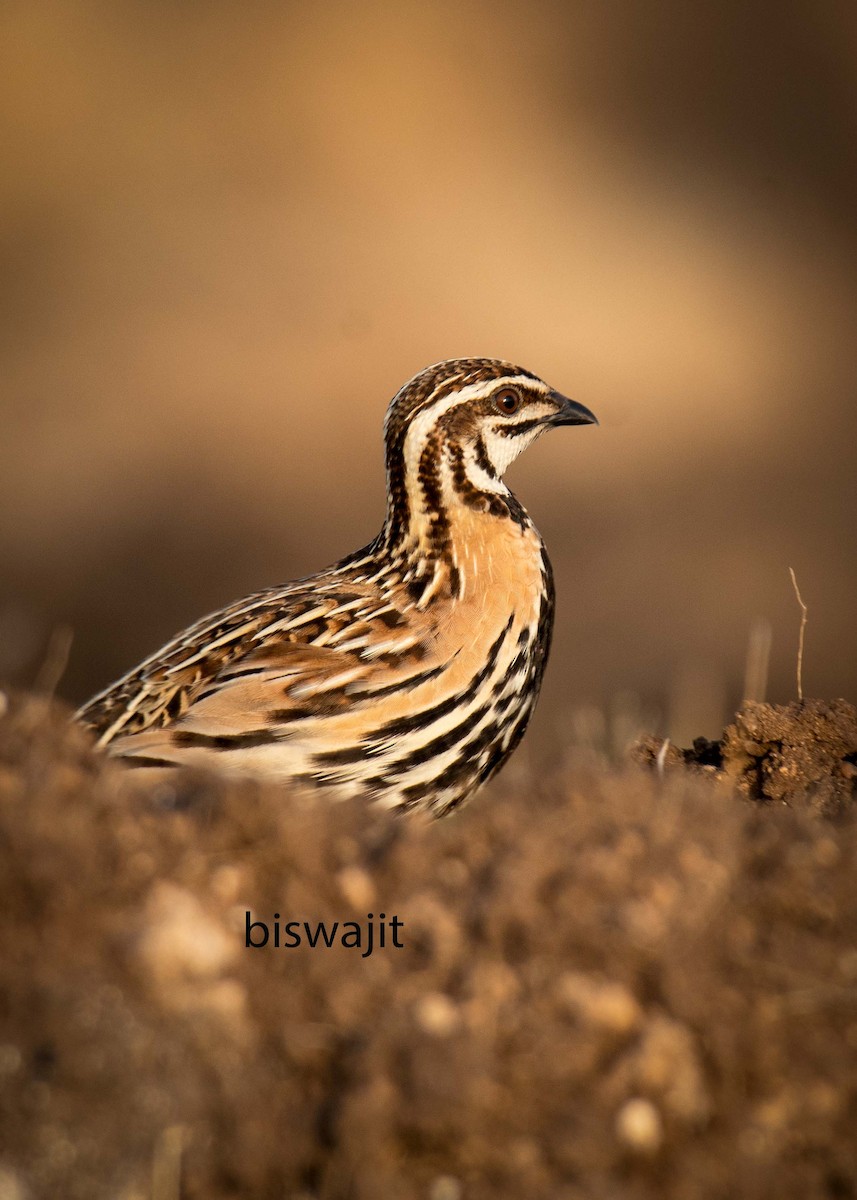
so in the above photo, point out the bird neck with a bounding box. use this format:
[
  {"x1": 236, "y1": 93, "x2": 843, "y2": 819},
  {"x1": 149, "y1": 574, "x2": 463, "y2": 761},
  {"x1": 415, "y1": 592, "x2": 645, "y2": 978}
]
[{"x1": 377, "y1": 434, "x2": 532, "y2": 608}]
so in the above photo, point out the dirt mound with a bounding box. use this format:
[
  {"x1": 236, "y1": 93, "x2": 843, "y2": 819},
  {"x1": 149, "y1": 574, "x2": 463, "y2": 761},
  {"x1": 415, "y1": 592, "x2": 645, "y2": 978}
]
[
  {"x1": 633, "y1": 699, "x2": 857, "y2": 816},
  {"x1": 1, "y1": 692, "x2": 857, "y2": 1199}
]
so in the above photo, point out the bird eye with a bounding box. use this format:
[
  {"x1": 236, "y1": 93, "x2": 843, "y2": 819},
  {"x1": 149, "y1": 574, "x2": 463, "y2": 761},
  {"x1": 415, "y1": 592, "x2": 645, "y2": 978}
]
[{"x1": 494, "y1": 388, "x2": 521, "y2": 415}]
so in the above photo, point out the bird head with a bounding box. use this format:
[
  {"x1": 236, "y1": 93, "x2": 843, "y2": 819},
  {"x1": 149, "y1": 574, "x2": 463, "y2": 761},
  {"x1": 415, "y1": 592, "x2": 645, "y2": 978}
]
[{"x1": 382, "y1": 358, "x2": 597, "y2": 536}]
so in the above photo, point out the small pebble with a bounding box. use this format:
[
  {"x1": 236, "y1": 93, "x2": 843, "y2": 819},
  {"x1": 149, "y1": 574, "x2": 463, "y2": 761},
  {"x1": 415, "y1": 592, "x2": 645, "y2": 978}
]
[
  {"x1": 616, "y1": 1097, "x2": 663, "y2": 1153},
  {"x1": 429, "y1": 1176, "x2": 462, "y2": 1200},
  {"x1": 0, "y1": 1167, "x2": 26, "y2": 1200},
  {"x1": 415, "y1": 992, "x2": 460, "y2": 1037},
  {"x1": 337, "y1": 865, "x2": 375, "y2": 910}
]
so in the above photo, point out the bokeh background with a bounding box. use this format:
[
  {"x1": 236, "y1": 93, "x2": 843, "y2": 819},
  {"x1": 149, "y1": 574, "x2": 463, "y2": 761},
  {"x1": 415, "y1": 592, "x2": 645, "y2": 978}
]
[{"x1": 2, "y1": 0, "x2": 856, "y2": 755}]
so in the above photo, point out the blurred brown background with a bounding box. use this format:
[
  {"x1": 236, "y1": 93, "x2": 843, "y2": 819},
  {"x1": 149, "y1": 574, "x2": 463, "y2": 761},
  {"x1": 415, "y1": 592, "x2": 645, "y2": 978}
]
[{"x1": 1, "y1": 0, "x2": 856, "y2": 752}]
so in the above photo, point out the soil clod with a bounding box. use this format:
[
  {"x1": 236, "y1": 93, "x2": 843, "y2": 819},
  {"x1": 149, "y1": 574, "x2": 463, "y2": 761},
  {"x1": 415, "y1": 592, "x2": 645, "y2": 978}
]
[{"x1": 633, "y1": 699, "x2": 857, "y2": 815}]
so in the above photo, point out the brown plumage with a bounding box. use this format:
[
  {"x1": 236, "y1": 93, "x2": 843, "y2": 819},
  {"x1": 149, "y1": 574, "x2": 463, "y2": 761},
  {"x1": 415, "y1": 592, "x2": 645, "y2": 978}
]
[{"x1": 76, "y1": 358, "x2": 597, "y2": 815}]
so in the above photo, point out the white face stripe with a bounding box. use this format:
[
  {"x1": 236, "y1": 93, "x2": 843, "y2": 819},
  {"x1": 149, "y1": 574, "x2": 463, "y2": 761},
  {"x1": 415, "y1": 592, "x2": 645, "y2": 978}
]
[
  {"x1": 400, "y1": 372, "x2": 548, "y2": 485},
  {"x1": 481, "y1": 423, "x2": 545, "y2": 477},
  {"x1": 460, "y1": 442, "x2": 507, "y2": 493}
]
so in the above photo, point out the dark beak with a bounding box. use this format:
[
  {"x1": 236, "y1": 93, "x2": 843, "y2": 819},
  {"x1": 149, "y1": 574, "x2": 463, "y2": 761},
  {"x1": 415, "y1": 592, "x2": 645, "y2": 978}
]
[{"x1": 547, "y1": 391, "x2": 599, "y2": 427}]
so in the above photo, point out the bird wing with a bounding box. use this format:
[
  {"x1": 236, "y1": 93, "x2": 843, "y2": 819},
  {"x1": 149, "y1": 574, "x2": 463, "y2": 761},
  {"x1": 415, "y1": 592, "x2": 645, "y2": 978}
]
[{"x1": 76, "y1": 581, "x2": 427, "y2": 751}]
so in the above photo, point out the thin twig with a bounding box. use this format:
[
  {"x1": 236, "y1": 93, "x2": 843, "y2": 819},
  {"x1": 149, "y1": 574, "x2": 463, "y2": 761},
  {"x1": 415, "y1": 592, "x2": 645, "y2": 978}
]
[{"x1": 788, "y1": 568, "x2": 807, "y2": 702}]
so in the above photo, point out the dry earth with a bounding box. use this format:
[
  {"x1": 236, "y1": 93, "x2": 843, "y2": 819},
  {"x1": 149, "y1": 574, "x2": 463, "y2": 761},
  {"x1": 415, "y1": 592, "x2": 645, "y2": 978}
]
[
  {"x1": 633, "y1": 699, "x2": 857, "y2": 816},
  {"x1": 1, "y1": 692, "x2": 856, "y2": 1199}
]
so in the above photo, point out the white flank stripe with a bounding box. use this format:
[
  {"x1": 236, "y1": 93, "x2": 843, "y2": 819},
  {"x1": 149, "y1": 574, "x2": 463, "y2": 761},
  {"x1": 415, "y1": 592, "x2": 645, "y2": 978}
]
[{"x1": 258, "y1": 604, "x2": 333, "y2": 637}]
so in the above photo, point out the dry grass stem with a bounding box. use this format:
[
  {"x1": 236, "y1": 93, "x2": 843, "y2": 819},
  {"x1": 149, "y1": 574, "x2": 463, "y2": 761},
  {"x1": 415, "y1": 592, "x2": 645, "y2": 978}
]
[
  {"x1": 743, "y1": 617, "x2": 772, "y2": 703},
  {"x1": 33, "y1": 625, "x2": 73, "y2": 697},
  {"x1": 655, "y1": 738, "x2": 671, "y2": 775},
  {"x1": 788, "y1": 568, "x2": 808, "y2": 702},
  {"x1": 151, "y1": 1125, "x2": 185, "y2": 1200}
]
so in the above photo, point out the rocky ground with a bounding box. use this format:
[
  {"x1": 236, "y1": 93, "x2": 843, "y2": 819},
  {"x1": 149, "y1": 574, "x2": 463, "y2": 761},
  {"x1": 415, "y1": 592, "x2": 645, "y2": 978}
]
[{"x1": 1, "y1": 692, "x2": 856, "y2": 1199}]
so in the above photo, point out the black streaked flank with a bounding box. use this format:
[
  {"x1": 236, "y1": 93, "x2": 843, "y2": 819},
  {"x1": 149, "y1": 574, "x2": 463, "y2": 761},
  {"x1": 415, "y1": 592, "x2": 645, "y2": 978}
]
[
  {"x1": 382, "y1": 702, "x2": 491, "y2": 775},
  {"x1": 353, "y1": 661, "x2": 447, "y2": 702},
  {"x1": 124, "y1": 754, "x2": 181, "y2": 769},
  {"x1": 312, "y1": 616, "x2": 513, "y2": 770},
  {"x1": 364, "y1": 614, "x2": 512, "y2": 741},
  {"x1": 173, "y1": 729, "x2": 285, "y2": 751}
]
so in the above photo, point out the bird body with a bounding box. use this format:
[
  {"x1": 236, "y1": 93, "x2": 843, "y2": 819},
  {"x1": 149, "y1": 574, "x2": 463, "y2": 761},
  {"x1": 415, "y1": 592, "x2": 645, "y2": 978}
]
[{"x1": 77, "y1": 358, "x2": 596, "y2": 815}]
